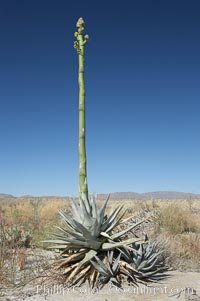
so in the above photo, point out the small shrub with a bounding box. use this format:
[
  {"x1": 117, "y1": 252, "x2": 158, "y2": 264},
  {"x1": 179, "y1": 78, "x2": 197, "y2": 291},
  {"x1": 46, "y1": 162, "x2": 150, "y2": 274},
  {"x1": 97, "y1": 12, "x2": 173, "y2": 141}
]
[{"x1": 155, "y1": 204, "x2": 198, "y2": 235}]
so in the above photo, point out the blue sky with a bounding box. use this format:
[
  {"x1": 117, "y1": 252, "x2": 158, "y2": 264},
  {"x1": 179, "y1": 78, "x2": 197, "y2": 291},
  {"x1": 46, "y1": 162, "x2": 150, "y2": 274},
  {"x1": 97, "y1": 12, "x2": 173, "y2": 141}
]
[{"x1": 0, "y1": 0, "x2": 200, "y2": 196}]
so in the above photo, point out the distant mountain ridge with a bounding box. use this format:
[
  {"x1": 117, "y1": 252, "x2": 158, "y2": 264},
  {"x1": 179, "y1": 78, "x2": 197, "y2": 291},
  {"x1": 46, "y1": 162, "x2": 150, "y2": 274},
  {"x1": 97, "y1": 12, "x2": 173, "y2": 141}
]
[
  {"x1": 0, "y1": 193, "x2": 15, "y2": 198},
  {"x1": 97, "y1": 191, "x2": 200, "y2": 200},
  {"x1": 1, "y1": 191, "x2": 200, "y2": 200}
]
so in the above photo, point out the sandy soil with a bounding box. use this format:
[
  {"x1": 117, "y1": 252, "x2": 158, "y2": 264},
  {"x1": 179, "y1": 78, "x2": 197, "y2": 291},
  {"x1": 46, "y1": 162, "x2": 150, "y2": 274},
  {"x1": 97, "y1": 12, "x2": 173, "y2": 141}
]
[{"x1": 3, "y1": 271, "x2": 199, "y2": 301}]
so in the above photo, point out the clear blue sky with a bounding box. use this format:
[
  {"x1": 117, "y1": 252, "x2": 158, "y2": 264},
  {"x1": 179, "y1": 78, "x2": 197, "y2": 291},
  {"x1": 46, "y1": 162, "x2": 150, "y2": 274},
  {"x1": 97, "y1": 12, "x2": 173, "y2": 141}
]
[{"x1": 0, "y1": 0, "x2": 200, "y2": 197}]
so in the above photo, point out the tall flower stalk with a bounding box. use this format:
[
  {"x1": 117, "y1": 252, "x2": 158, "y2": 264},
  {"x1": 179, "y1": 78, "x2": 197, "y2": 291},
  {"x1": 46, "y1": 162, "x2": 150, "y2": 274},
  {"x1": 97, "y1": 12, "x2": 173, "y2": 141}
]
[
  {"x1": 74, "y1": 18, "x2": 89, "y2": 199},
  {"x1": 43, "y1": 18, "x2": 170, "y2": 288}
]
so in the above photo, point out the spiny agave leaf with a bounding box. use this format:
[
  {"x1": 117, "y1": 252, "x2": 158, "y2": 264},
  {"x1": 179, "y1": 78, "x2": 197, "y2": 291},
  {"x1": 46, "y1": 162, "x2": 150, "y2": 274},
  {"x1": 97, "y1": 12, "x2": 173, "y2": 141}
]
[
  {"x1": 111, "y1": 219, "x2": 145, "y2": 240},
  {"x1": 105, "y1": 209, "x2": 127, "y2": 233},
  {"x1": 67, "y1": 249, "x2": 97, "y2": 281},
  {"x1": 70, "y1": 201, "x2": 81, "y2": 221},
  {"x1": 109, "y1": 276, "x2": 121, "y2": 287},
  {"x1": 89, "y1": 267, "x2": 100, "y2": 288},
  {"x1": 85, "y1": 239, "x2": 102, "y2": 250},
  {"x1": 59, "y1": 210, "x2": 78, "y2": 231},
  {"x1": 100, "y1": 232, "x2": 112, "y2": 239},
  {"x1": 137, "y1": 259, "x2": 149, "y2": 270},
  {"x1": 139, "y1": 259, "x2": 158, "y2": 272},
  {"x1": 91, "y1": 219, "x2": 101, "y2": 238},
  {"x1": 51, "y1": 231, "x2": 84, "y2": 242},
  {"x1": 120, "y1": 261, "x2": 138, "y2": 273},
  {"x1": 99, "y1": 194, "x2": 110, "y2": 224},
  {"x1": 44, "y1": 237, "x2": 95, "y2": 249},
  {"x1": 72, "y1": 219, "x2": 93, "y2": 240},
  {"x1": 145, "y1": 243, "x2": 151, "y2": 254},
  {"x1": 138, "y1": 243, "x2": 143, "y2": 257},
  {"x1": 117, "y1": 247, "x2": 131, "y2": 262},
  {"x1": 42, "y1": 239, "x2": 70, "y2": 244},
  {"x1": 71, "y1": 265, "x2": 91, "y2": 286},
  {"x1": 139, "y1": 269, "x2": 167, "y2": 277},
  {"x1": 90, "y1": 261, "x2": 109, "y2": 277},
  {"x1": 47, "y1": 245, "x2": 69, "y2": 249},
  {"x1": 90, "y1": 195, "x2": 97, "y2": 218},
  {"x1": 107, "y1": 205, "x2": 123, "y2": 222},
  {"x1": 63, "y1": 245, "x2": 84, "y2": 251},
  {"x1": 50, "y1": 234, "x2": 85, "y2": 244},
  {"x1": 63, "y1": 262, "x2": 79, "y2": 275},
  {"x1": 112, "y1": 253, "x2": 121, "y2": 274},
  {"x1": 145, "y1": 251, "x2": 164, "y2": 265},
  {"x1": 91, "y1": 256, "x2": 110, "y2": 277},
  {"x1": 119, "y1": 265, "x2": 137, "y2": 284},
  {"x1": 81, "y1": 193, "x2": 91, "y2": 215},
  {"x1": 54, "y1": 226, "x2": 84, "y2": 240},
  {"x1": 102, "y1": 237, "x2": 143, "y2": 250},
  {"x1": 101, "y1": 206, "x2": 123, "y2": 232},
  {"x1": 58, "y1": 252, "x2": 85, "y2": 268},
  {"x1": 108, "y1": 250, "x2": 114, "y2": 264},
  {"x1": 80, "y1": 198, "x2": 92, "y2": 225}
]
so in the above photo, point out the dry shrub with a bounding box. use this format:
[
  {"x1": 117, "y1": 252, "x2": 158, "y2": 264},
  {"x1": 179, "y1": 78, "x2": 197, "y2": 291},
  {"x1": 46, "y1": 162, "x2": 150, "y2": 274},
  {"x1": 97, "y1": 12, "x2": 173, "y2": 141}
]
[
  {"x1": 39, "y1": 200, "x2": 70, "y2": 224},
  {"x1": 155, "y1": 204, "x2": 198, "y2": 235},
  {"x1": 157, "y1": 232, "x2": 200, "y2": 271}
]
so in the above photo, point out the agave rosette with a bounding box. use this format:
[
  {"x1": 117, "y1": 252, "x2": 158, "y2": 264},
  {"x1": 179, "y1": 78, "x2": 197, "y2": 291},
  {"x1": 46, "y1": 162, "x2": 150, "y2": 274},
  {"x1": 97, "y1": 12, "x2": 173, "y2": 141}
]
[
  {"x1": 43, "y1": 194, "x2": 144, "y2": 286},
  {"x1": 119, "y1": 235, "x2": 170, "y2": 283}
]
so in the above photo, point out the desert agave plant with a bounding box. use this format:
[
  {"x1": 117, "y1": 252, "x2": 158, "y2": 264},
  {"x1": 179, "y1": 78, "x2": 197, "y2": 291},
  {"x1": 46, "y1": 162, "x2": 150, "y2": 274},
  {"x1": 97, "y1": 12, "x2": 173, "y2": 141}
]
[
  {"x1": 44, "y1": 193, "x2": 144, "y2": 286},
  {"x1": 119, "y1": 234, "x2": 170, "y2": 283},
  {"x1": 43, "y1": 17, "x2": 170, "y2": 289}
]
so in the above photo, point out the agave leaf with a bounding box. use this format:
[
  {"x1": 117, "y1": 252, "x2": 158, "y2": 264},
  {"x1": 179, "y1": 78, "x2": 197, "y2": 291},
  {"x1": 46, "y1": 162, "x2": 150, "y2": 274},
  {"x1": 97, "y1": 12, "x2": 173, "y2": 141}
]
[
  {"x1": 42, "y1": 239, "x2": 69, "y2": 244},
  {"x1": 111, "y1": 219, "x2": 144, "y2": 240},
  {"x1": 63, "y1": 262, "x2": 79, "y2": 275},
  {"x1": 117, "y1": 247, "x2": 131, "y2": 262},
  {"x1": 139, "y1": 259, "x2": 158, "y2": 272},
  {"x1": 138, "y1": 243, "x2": 143, "y2": 257},
  {"x1": 70, "y1": 201, "x2": 81, "y2": 221},
  {"x1": 110, "y1": 276, "x2": 121, "y2": 287},
  {"x1": 119, "y1": 265, "x2": 137, "y2": 283},
  {"x1": 80, "y1": 199, "x2": 92, "y2": 226},
  {"x1": 49, "y1": 235, "x2": 86, "y2": 245},
  {"x1": 90, "y1": 195, "x2": 97, "y2": 219},
  {"x1": 89, "y1": 267, "x2": 98, "y2": 288},
  {"x1": 90, "y1": 256, "x2": 110, "y2": 277},
  {"x1": 51, "y1": 232, "x2": 85, "y2": 242},
  {"x1": 58, "y1": 252, "x2": 85, "y2": 268},
  {"x1": 44, "y1": 238, "x2": 94, "y2": 249},
  {"x1": 90, "y1": 260, "x2": 109, "y2": 277},
  {"x1": 59, "y1": 210, "x2": 78, "y2": 231},
  {"x1": 120, "y1": 260, "x2": 138, "y2": 273},
  {"x1": 108, "y1": 250, "x2": 114, "y2": 264},
  {"x1": 72, "y1": 219, "x2": 93, "y2": 240},
  {"x1": 107, "y1": 205, "x2": 123, "y2": 222},
  {"x1": 54, "y1": 226, "x2": 84, "y2": 240},
  {"x1": 102, "y1": 237, "x2": 143, "y2": 250},
  {"x1": 81, "y1": 193, "x2": 91, "y2": 215},
  {"x1": 47, "y1": 245, "x2": 68, "y2": 249},
  {"x1": 91, "y1": 218, "x2": 100, "y2": 238},
  {"x1": 137, "y1": 259, "x2": 149, "y2": 270},
  {"x1": 143, "y1": 252, "x2": 163, "y2": 266},
  {"x1": 105, "y1": 209, "x2": 127, "y2": 233},
  {"x1": 71, "y1": 264, "x2": 91, "y2": 286},
  {"x1": 100, "y1": 232, "x2": 112, "y2": 239},
  {"x1": 85, "y1": 239, "x2": 102, "y2": 250},
  {"x1": 67, "y1": 249, "x2": 97, "y2": 281},
  {"x1": 140, "y1": 268, "x2": 167, "y2": 277},
  {"x1": 112, "y1": 253, "x2": 121, "y2": 274},
  {"x1": 101, "y1": 206, "x2": 123, "y2": 231},
  {"x1": 99, "y1": 194, "x2": 110, "y2": 224}
]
